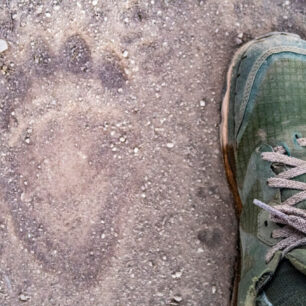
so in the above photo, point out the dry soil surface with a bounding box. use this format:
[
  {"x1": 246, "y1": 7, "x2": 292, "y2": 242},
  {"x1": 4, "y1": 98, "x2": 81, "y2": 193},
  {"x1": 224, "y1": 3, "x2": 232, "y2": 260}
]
[{"x1": 0, "y1": 0, "x2": 305, "y2": 305}]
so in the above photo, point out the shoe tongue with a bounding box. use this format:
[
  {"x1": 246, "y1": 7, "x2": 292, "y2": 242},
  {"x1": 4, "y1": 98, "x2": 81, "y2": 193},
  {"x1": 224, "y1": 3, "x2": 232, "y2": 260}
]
[
  {"x1": 283, "y1": 185, "x2": 306, "y2": 274},
  {"x1": 263, "y1": 134, "x2": 306, "y2": 271},
  {"x1": 274, "y1": 135, "x2": 306, "y2": 208},
  {"x1": 286, "y1": 248, "x2": 306, "y2": 276},
  {"x1": 278, "y1": 135, "x2": 306, "y2": 274}
]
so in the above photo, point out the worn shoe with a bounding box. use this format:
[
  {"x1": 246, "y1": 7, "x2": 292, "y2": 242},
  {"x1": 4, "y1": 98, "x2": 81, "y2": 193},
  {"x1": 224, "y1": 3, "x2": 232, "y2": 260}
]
[{"x1": 221, "y1": 32, "x2": 306, "y2": 305}]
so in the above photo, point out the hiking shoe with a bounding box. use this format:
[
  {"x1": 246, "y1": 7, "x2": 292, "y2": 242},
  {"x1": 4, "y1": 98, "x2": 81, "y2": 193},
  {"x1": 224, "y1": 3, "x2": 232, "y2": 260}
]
[{"x1": 221, "y1": 32, "x2": 306, "y2": 306}]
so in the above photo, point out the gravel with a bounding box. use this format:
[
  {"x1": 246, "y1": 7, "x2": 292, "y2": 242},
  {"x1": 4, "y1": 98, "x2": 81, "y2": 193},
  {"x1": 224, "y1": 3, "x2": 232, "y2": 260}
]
[{"x1": 0, "y1": 0, "x2": 305, "y2": 305}]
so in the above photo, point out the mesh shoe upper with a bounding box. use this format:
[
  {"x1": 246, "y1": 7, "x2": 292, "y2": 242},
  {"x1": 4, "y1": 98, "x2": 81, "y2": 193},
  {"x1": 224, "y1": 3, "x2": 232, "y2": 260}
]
[{"x1": 225, "y1": 32, "x2": 306, "y2": 305}]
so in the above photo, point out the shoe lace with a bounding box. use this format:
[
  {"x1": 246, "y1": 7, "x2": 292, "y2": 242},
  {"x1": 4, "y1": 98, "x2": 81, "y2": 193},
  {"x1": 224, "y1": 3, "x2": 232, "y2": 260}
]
[{"x1": 253, "y1": 138, "x2": 306, "y2": 263}]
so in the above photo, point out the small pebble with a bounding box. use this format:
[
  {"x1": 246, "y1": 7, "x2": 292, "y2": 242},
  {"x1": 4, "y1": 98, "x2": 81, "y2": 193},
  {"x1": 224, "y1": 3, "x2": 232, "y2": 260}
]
[
  {"x1": 212, "y1": 285, "x2": 217, "y2": 294},
  {"x1": 235, "y1": 37, "x2": 243, "y2": 45},
  {"x1": 171, "y1": 270, "x2": 183, "y2": 279},
  {"x1": 199, "y1": 100, "x2": 206, "y2": 107},
  {"x1": 234, "y1": 33, "x2": 244, "y2": 45},
  {"x1": 173, "y1": 295, "x2": 183, "y2": 302},
  {"x1": 122, "y1": 50, "x2": 129, "y2": 58},
  {"x1": 36, "y1": 6, "x2": 43, "y2": 14},
  {"x1": 0, "y1": 39, "x2": 8, "y2": 53},
  {"x1": 166, "y1": 143, "x2": 174, "y2": 148},
  {"x1": 197, "y1": 247, "x2": 204, "y2": 253},
  {"x1": 19, "y1": 294, "x2": 30, "y2": 302}
]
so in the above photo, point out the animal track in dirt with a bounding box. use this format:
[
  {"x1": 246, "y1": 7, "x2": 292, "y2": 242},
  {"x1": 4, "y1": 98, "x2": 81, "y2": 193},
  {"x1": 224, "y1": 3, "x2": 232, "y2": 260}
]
[
  {"x1": 0, "y1": 33, "x2": 139, "y2": 287},
  {"x1": 62, "y1": 34, "x2": 92, "y2": 74}
]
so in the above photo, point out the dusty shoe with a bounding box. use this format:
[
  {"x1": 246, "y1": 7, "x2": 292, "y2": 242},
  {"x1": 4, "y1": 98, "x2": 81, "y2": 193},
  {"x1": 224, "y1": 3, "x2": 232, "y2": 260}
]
[{"x1": 221, "y1": 32, "x2": 306, "y2": 306}]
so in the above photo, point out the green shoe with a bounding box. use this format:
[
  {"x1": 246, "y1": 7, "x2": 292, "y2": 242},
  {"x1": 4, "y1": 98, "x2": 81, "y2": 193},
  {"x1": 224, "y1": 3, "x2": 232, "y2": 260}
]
[{"x1": 221, "y1": 32, "x2": 306, "y2": 306}]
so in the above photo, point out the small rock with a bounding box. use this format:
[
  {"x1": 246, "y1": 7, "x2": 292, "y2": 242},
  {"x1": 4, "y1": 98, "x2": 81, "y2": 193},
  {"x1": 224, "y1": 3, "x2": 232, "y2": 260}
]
[
  {"x1": 171, "y1": 270, "x2": 183, "y2": 279},
  {"x1": 19, "y1": 293, "x2": 30, "y2": 302},
  {"x1": 235, "y1": 33, "x2": 244, "y2": 45},
  {"x1": 212, "y1": 285, "x2": 217, "y2": 294},
  {"x1": 122, "y1": 50, "x2": 129, "y2": 58},
  {"x1": 166, "y1": 142, "x2": 174, "y2": 148},
  {"x1": 0, "y1": 39, "x2": 8, "y2": 53},
  {"x1": 235, "y1": 37, "x2": 243, "y2": 45},
  {"x1": 36, "y1": 6, "x2": 43, "y2": 14},
  {"x1": 199, "y1": 100, "x2": 206, "y2": 107},
  {"x1": 173, "y1": 294, "x2": 183, "y2": 302},
  {"x1": 197, "y1": 247, "x2": 204, "y2": 253}
]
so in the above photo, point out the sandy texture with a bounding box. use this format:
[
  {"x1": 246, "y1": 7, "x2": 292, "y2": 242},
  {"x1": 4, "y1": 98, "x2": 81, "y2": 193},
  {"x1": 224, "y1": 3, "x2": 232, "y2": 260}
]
[{"x1": 0, "y1": 0, "x2": 305, "y2": 305}]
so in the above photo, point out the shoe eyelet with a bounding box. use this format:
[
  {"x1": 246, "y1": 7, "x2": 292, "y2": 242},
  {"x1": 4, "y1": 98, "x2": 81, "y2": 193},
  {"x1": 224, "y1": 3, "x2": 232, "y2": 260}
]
[
  {"x1": 293, "y1": 132, "x2": 302, "y2": 147},
  {"x1": 264, "y1": 220, "x2": 268, "y2": 227},
  {"x1": 278, "y1": 142, "x2": 291, "y2": 156}
]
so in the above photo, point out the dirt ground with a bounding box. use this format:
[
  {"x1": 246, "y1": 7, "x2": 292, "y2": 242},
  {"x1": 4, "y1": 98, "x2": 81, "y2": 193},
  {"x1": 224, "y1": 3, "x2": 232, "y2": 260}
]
[{"x1": 0, "y1": 0, "x2": 305, "y2": 305}]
